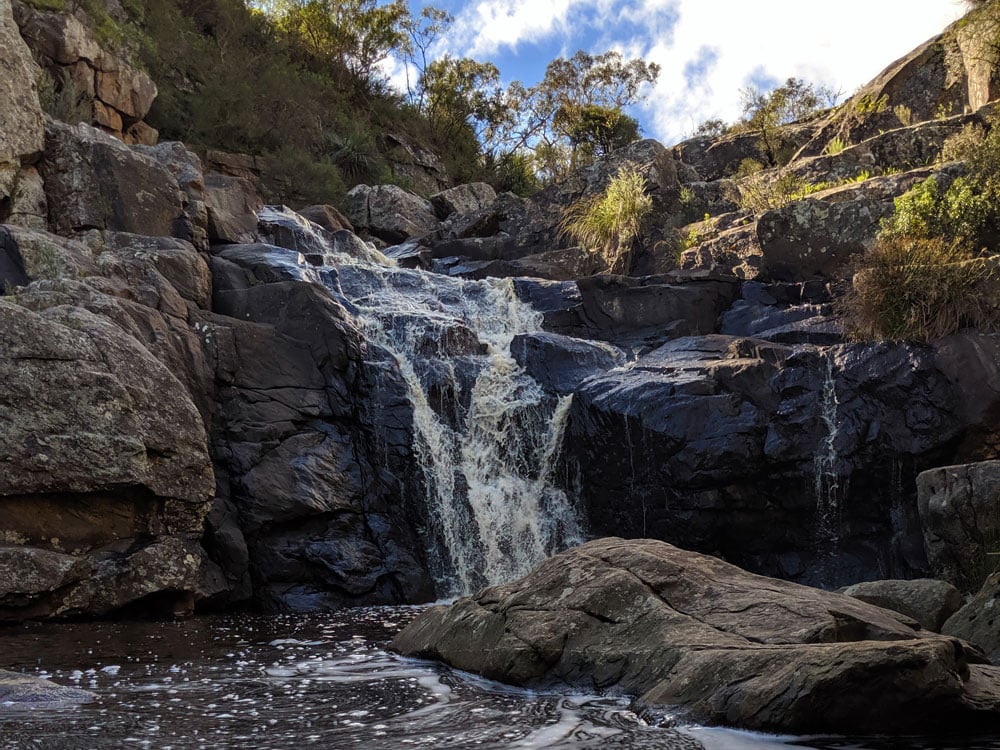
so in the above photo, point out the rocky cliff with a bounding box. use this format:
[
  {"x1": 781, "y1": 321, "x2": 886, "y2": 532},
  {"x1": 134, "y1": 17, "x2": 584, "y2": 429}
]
[{"x1": 1, "y1": 0, "x2": 1000, "y2": 621}]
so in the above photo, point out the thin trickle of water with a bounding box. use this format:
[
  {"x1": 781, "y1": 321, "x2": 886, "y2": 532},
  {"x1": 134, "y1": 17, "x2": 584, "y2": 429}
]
[
  {"x1": 813, "y1": 352, "x2": 842, "y2": 577},
  {"x1": 258, "y1": 207, "x2": 583, "y2": 595}
]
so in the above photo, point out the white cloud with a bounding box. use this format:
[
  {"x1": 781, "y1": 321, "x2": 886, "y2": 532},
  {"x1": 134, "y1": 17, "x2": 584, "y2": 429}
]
[
  {"x1": 448, "y1": 0, "x2": 592, "y2": 57},
  {"x1": 635, "y1": 0, "x2": 964, "y2": 144}
]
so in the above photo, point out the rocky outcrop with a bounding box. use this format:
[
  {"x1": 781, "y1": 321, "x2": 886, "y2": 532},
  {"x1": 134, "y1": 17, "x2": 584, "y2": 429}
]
[
  {"x1": 393, "y1": 538, "x2": 1000, "y2": 735},
  {"x1": 0, "y1": 0, "x2": 44, "y2": 220},
  {"x1": 0, "y1": 297, "x2": 215, "y2": 618},
  {"x1": 943, "y1": 572, "x2": 1000, "y2": 662},
  {"x1": 680, "y1": 166, "x2": 949, "y2": 281},
  {"x1": 843, "y1": 578, "x2": 964, "y2": 632},
  {"x1": 918, "y1": 460, "x2": 1000, "y2": 592},
  {"x1": 12, "y1": 0, "x2": 158, "y2": 144},
  {"x1": 40, "y1": 121, "x2": 188, "y2": 239},
  {"x1": 564, "y1": 337, "x2": 963, "y2": 587},
  {"x1": 203, "y1": 173, "x2": 261, "y2": 245},
  {"x1": 383, "y1": 132, "x2": 450, "y2": 196},
  {"x1": 431, "y1": 182, "x2": 497, "y2": 219},
  {"x1": 0, "y1": 669, "x2": 94, "y2": 705},
  {"x1": 207, "y1": 245, "x2": 433, "y2": 610},
  {"x1": 345, "y1": 184, "x2": 439, "y2": 243}
]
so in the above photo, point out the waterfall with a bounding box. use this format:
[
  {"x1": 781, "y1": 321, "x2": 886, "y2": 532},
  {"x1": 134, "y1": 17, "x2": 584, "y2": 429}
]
[
  {"x1": 813, "y1": 351, "x2": 843, "y2": 582},
  {"x1": 258, "y1": 207, "x2": 583, "y2": 595}
]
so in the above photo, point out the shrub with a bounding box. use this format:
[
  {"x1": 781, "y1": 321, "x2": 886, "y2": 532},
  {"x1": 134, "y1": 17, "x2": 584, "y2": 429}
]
[
  {"x1": 842, "y1": 235, "x2": 1000, "y2": 342},
  {"x1": 36, "y1": 68, "x2": 91, "y2": 125},
  {"x1": 894, "y1": 104, "x2": 913, "y2": 127},
  {"x1": 725, "y1": 159, "x2": 808, "y2": 214},
  {"x1": 880, "y1": 175, "x2": 991, "y2": 250},
  {"x1": 941, "y1": 122, "x2": 986, "y2": 161},
  {"x1": 824, "y1": 136, "x2": 847, "y2": 156},
  {"x1": 558, "y1": 164, "x2": 653, "y2": 272}
]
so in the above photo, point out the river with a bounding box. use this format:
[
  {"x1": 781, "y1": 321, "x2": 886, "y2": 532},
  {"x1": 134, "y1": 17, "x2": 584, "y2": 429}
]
[{"x1": 3, "y1": 606, "x2": 998, "y2": 750}]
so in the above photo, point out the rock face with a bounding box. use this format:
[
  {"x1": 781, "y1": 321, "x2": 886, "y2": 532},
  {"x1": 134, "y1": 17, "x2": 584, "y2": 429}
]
[
  {"x1": 918, "y1": 461, "x2": 1000, "y2": 593},
  {"x1": 207, "y1": 245, "x2": 434, "y2": 610},
  {"x1": 0, "y1": 0, "x2": 44, "y2": 217},
  {"x1": 0, "y1": 669, "x2": 94, "y2": 705},
  {"x1": 0, "y1": 297, "x2": 215, "y2": 618},
  {"x1": 13, "y1": 0, "x2": 159, "y2": 144},
  {"x1": 843, "y1": 578, "x2": 965, "y2": 632},
  {"x1": 41, "y1": 121, "x2": 188, "y2": 239},
  {"x1": 345, "y1": 184, "x2": 439, "y2": 243},
  {"x1": 944, "y1": 572, "x2": 1000, "y2": 663},
  {"x1": 564, "y1": 336, "x2": 963, "y2": 587},
  {"x1": 393, "y1": 538, "x2": 1000, "y2": 735}
]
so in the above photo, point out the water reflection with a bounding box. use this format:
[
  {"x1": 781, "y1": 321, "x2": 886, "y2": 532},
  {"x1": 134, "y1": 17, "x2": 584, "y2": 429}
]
[{"x1": 0, "y1": 608, "x2": 997, "y2": 750}]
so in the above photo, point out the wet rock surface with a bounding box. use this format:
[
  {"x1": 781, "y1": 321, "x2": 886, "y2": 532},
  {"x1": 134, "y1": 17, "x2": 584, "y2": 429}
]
[
  {"x1": 392, "y1": 537, "x2": 1000, "y2": 735},
  {"x1": 0, "y1": 669, "x2": 94, "y2": 706}
]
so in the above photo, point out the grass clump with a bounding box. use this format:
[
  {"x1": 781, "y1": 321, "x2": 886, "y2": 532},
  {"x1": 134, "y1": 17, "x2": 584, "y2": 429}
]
[
  {"x1": 842, "y1": 236, "x2": 1000, "y2": 343},
  {"x1": 558, "y1": 164, "x2": 653, "y2": 272}
]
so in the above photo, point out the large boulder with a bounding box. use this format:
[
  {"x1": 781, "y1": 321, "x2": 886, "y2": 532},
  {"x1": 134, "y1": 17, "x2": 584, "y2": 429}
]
[
  {"x1": 431, "y1": 182, "x2": 497, "y2": 219},
  {"x1": 0, "y1": 0, "x2": 44, "y2": 207},
  {"x1": 843, "y1": 578, "x2": 965, "y2": 632},
  {"x1": 345, "y1": 184, "x2": 439, "y2": 243},
  {"x1": 393, "y1": 538, "x2": 1000, "y2": 735},
  {"x1": 944, "y1": 572, "x2": 1000, "y2": 663},
  {"x1": 918, "y1": 460, "x2": 1000, "y2": 593},
  {"x1": 0, "y1": 298, "x2": 215, "y2": 618},
  {"x1": 203, "y1": 172, "x2": 261, "y2": 245},
  {"x1": 40, "y1": 121, "x2": 188, "y2": 238}
]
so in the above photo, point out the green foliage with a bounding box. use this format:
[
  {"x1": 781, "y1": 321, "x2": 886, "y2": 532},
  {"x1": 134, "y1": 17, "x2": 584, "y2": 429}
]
[
  {"x1": 558, "y1": 164, "x2": 653, "y2": 271},
  {"x1": 843, "y1": 236, "x2": 1000, "y2": 342},
  {"x1": 680, "y1": 214, "x2": 719, "y2": 250},
  {"x1": 854, "y1": 92, "x2": 888, "y2": 116},
  {"x1": 36, "y1": 68, "x2": 91, "y2": 124},
  {"x1": 941, "y1": 122, "x2": 987, "y2": 162},
  {"x1": 558, "y1": 103, "x2": 641, "y2": 159},
  {"x1": 693, "y1": 119, "x2": 728, "y2": 138},
  {"x1": 738, "y1": 77, "x2": 835, "y2": 165},
  {"x1": 725, "y1": 159, "x2": 808, "y2": 213},
  {"x1": 824, "y1": 136, "x2": 847, "y2": 156},
  {"x1": 894, "y1": 104, "x2": 913, "y2": 127}
]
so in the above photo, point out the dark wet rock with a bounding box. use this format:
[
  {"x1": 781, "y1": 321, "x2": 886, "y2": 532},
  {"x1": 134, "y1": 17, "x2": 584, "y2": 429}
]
[
  {"x1": 437, "y1": 246, "x2": 604, "y2": 282},
  {"x1": 511, "y1": 332, "x2": 626, "y2": 395},
  {"x1": 0, "y1": 669, "x2": 94, "y2": 705},
  {"x1": 918, "y1": 461, "x2": 1000, "y2": 593},
  {"x1": 944, "y1": 572, "x2": 1000, "y2": 663},
  {"x1": 206, "y1": 248, "x2": 435, "y2": 610},
  {"x1": 204, "y1": 173, "x2": 261, "y2": 245},
  {"x1": 564, "y1": 338, "x2": 963, "y2": 587},
  {"x1": 393, "y1": 537, "x2": 1000, "y2": 735},
  {"x1": 932, "y1": 334, "x2": 1000, "y2": 462},
  {"x1": 843, "y1": 578, "x2": 965, "y2": 632}
]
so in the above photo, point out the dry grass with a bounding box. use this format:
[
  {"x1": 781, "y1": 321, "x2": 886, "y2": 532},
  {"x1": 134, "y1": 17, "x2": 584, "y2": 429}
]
[{"x1": 842, "y1": 236, "x2": 1000, "y2": 343}]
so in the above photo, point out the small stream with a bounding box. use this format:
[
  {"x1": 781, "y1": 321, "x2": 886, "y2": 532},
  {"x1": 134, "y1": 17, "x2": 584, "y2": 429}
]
[{"x1": 3, "y1": 608, "x2": 999, "y2": 750}]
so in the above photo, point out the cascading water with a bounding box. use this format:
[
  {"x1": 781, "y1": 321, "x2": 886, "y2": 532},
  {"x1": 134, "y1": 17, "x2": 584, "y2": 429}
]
[
  {"x1": 259, "y1": 207, "x2": 583, "y2": 595},
  {"x1": 813, "y1": 350, "x2": 843, "y2": 582}
]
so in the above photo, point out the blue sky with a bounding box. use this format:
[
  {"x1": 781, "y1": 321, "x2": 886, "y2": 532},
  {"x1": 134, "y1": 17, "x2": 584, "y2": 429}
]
[{"x1": 386, "y1": 0, "x2": 965, "y2": 146}]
